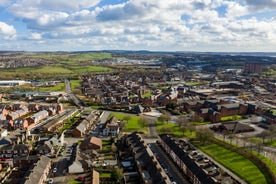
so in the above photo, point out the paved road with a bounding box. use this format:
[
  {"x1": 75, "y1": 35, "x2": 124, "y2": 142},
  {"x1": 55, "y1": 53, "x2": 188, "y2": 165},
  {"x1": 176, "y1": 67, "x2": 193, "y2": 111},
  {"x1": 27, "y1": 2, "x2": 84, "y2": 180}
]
[
  {"x1": 65, "y1": 79, "x2": 83, "y2": 108},
  {"x1": 150, "y1": 143, "x2": 191, "y2": 184}
]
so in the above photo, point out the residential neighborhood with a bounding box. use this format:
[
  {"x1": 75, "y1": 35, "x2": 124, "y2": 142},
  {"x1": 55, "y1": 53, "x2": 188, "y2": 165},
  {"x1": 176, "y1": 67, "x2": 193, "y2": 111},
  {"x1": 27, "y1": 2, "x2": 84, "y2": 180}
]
[{"x1": 0, "y1": 51, "x2": 275, "y2": 184}]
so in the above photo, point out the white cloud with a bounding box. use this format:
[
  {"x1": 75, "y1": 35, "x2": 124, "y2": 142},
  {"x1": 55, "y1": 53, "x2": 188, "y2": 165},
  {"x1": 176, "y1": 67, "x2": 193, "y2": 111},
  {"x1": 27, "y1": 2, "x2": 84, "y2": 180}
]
[
  {"x1": 0, "y1": 21, "x2": 16, "y2": 35},
  {"x1": 0, "y1": 0, "x2": 275, "y2": 51},
  {"x1": 225, "y1": 1, "x2": 249, "y2": 18},
  {"x1": 36, "y1": 12, "x2": 69, "y2": 26},
  {"x1": 29, "y1": 32, "x2": 42, "y2": 40}
]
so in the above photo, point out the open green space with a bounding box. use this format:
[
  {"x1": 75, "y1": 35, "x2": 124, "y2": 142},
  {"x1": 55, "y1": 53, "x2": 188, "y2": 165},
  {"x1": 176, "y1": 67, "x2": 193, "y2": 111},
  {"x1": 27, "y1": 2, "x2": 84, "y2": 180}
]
[
  {"x1": 69, "y1": 65, "x2": 112, "y2": 72},
  {"x1": 252, "y1": 152, "x2": 276, "y2": 177},
  {"x1": 38, "y1": 82, "x2": 65, "y2": 91},
  {"x1": 15, "y1": 52, "x2": 112, "y2": 63},
  {"x1": 156, "y1": 121, "x2": 196, "y2": 138},
  {"x1": 264, "y1": 140, "x2": 276, "y2": 147},
  {"x1": 0, "y1": 52, "x2": 113, "y2": 79},
  {"x1": 185, "y1": 81, "x2": 205, "y2": 86},
  {"x1": 70, "y1": 80, "x2": 81, "y2": 90},
  {"x1": 109, "y1": 113, "x2": 148, "y2": 133},
  {"x1": 196, "y1": 143, "x2": 268, "y2": 184},
  {"x1": 221, "y1": 115, "x2": 243, "y2": 121},
  {"x1": 263, "y1": 69, "x2": 276, "y2": 75}
]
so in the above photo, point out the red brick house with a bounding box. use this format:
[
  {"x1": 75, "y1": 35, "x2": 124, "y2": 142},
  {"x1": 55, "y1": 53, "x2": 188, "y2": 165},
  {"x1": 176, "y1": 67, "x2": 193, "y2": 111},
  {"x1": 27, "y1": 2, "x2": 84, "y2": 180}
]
[
  {"x1": 80, "y1": 137, "x2": 102, "y2": 150},
  {"x1": 28, "y1": 104, "x2": 40, "y2": 112},
  {"x1": 0, "y1": 120, "x2": 14, "y2": 130},
  {"x1": 14, "y1": 119, "x2": 29, "y2": 130}
]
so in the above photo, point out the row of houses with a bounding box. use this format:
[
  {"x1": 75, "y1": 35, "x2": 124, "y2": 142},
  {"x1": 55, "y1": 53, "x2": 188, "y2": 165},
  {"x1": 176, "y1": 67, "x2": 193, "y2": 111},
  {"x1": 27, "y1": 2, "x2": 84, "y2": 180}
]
[
  {"x1": 118, "y1": 132, "x2": 169, "y2": 184},
  {"x1": 72, "y1": 111, "x2": 97, "y2": 137},
  {"x1": 159, "y1": 134, "x2": 241, "y2": 184},
  {"x1": 182, "y1": 99, "x2": 248, "y2": 123},
  {"x1": 0, "y1": 104, "x2": 63, "y2": 130}
]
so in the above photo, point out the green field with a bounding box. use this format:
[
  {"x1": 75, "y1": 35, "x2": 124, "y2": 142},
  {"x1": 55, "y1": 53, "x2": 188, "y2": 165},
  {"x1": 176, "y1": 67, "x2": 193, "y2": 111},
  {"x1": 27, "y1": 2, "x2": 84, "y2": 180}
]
[
  {"x1": 156, "y1": 121, "x2": 196, "y2": 138},
  {"x1": 38, "y1": 82, "x2": 65, "y2": 91},
  {"x1": 185, "y1": 81, "x2": 205, "y2": 86},
  {"x1": 69, "y1": 65, "x2": 112, "y2": 72},
  {"x1": 110, "y1": 113, "x2": 148, "y2": 133},
  {"x1": 70, "y1": 80, "x2": 81, "y2": 90},
  {"x1": 0, "y1": 52, "x2": 113, "y2": 79},
  {"x1": 197, "y1": 143, "x2": 268, "y2": 184}
]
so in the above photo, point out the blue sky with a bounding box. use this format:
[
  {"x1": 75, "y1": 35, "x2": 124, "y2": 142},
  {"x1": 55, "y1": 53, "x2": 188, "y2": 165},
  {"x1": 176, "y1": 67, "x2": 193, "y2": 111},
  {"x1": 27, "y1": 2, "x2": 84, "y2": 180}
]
[{"x1": 0, "y1": 0, "x2": 275, "y2": 52}]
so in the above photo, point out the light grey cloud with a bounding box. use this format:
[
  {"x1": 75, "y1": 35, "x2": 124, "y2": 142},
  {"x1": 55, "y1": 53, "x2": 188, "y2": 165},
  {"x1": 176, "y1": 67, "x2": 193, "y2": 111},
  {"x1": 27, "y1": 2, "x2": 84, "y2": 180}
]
[{"x1": 244, "y1": 0, "x2": 276, "y2": 10}]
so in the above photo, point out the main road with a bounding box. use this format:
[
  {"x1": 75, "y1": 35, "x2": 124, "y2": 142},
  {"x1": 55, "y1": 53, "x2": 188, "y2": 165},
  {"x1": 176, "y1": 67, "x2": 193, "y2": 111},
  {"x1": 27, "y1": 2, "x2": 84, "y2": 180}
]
[{"x1": 65, "y1": 79, "x2": 83, "y2": 108}]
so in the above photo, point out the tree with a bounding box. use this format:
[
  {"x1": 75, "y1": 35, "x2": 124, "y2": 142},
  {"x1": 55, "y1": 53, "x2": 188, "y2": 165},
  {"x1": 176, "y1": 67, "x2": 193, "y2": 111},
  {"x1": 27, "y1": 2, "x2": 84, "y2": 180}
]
[
  {"x1": 158, "y1": 114, "x2": 171, "y2": 124},
  {"x1": 138, "y1": 117, "x2": 148, "y2": 128},
  {"x1": 268, "y1": 124, "x2": 276, "y2": 142},
  {"x1": 179, "y1": 126, "x2": 186, "y2": 136},
  {"x1": 176, "y1": 115, "x2": 189, "y2": 127},
  {"x1": 123, "y1": 115, "x2": 131, "y2": 123},
  {"x1": 166, "y1": 102, "x2": 177, "y2": 110},
  {"x1": 257, "y1": 130, "x2": 270, "y2": 144},
  {"x1": 190, "y1": 113, "x2": 203, "y2": 123},
  {"x1": 118, "y1": 121, "x2": 126, "y2": 130},
  {"x1": 110, "y1": 168, "x2": 123, "y2": 183},
  {"x1": 160, "y1": 127, "x2": 172, "y2": 134},
  {"x1": 196, "y1": 128, "x2": 214, "y2": 145}
]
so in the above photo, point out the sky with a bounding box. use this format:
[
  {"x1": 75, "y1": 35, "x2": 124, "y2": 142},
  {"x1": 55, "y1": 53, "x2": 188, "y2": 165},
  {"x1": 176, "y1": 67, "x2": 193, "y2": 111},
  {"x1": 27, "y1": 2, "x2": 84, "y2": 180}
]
[{"x1": 0, "y1": 0, "x2": 275, "y2": 52}]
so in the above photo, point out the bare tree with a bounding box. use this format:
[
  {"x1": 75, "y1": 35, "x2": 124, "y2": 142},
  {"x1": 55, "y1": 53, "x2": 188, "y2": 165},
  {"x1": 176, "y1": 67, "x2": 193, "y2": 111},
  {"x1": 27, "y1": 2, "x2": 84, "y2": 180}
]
[
  {"x1": 190, "y1": 113, "x2": 203, "y2": 123},
  {"x1": 176, "y1": 115, "x2": 189, "y2": 127},
  {"x1": 158, "y1": 114, "x2": 171, "y2": 124},
  {"x1": 268, "y1": 124, "x2": 276, "y2": 142},
  {"x1": 257, "y1": 130, "x2": 270, "y2": 144},
  {"x1": 138, "y1": 117, "x2": 148, "y2": 128},
  {"x1": 160, "y1": 126, "x2": 172, "y2": 134}
]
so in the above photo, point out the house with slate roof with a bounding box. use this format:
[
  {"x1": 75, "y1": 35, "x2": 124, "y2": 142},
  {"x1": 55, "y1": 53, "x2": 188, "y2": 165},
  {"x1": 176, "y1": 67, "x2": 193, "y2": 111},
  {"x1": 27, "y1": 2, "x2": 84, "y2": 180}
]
[
  {"x1": 23, "y1": 155, "x2": 51, "y2": 184},
  {"x1": 159, "y1": 134, "x2": 239, "y2": 184}
]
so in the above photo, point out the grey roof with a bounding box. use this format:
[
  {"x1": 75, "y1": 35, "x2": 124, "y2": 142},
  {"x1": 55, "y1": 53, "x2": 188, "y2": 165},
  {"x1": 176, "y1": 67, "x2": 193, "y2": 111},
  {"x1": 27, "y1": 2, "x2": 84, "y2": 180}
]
[{"x1": 24, "y1": 156, "x2": 51, "y2": 184}]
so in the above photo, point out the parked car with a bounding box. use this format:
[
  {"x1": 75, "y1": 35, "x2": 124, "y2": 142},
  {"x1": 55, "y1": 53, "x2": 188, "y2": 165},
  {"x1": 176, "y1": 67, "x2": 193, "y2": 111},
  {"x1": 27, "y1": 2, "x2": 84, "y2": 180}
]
[{"x1": 48, "y1": 178, "x2": 53, "y2": 184}]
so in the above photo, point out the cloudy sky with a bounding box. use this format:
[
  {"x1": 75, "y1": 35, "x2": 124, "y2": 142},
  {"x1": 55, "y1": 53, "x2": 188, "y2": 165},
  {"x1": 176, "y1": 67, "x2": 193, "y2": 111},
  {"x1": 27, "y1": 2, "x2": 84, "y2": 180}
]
[{"x1": 0, "y1": 0, "x2": 275, "y2": 52}]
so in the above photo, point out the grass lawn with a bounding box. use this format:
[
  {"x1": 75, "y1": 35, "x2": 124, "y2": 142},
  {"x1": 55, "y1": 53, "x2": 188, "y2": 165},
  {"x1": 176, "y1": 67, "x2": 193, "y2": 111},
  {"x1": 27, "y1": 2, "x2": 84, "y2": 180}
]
[
  {"x1": 196, "y1": 143, "x2": 268, "y2": 184},
  {"x1": 38, "y1": 82, "x2": 65, "y2": 91},
  {"x1": 100, "y1": 172, "x2": 111, "y2": 178},
  {"x1": 70, "y1": 80, "x2": 81, "y2": 90},
  {"x1": 68, "y1": 179, "x2": 82, "y2": 184},
  {"x1": 192, "y1": 121, "x2": 211, "y2": 126},
  {"x1": 252, "y1": 152, "x2": 276, "y2": 177},
  {"x1": 102, "y1": 139, "x2": 114, "y2": 150},
  {"x1": 264, "y1": 139, "x2": 276, "y2": 147},
  {"x1": 221, "y1": 115, "x2": 243, "y2": 121},
  {"x1": 185, "y1": 81, "x2": 204, "y2": 86},
  {"x1": 142, "y1": 91, "x2": 152, "y2": 98},
  {"x1": 156, "y1": 121, "x2": 196, "y2": 138},
  {"x1": 0, "y1": 52, "x2": 113, "y2": 80},
  {"x1": 110, "y1": 113, "x2": 148, "y2": 133},
  {"x1": 70, "y1": 65, "x2": 112, "y2": 72}
]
